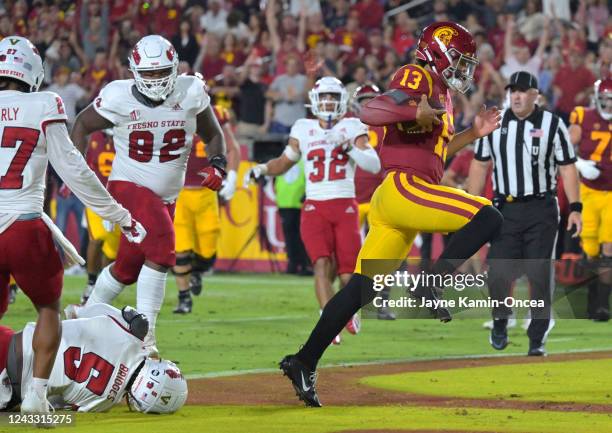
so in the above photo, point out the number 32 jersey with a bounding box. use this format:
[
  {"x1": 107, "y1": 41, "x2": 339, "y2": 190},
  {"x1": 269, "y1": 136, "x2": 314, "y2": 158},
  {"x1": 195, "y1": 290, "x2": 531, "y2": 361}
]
[
  {"x1": 290, "y1": 117, "x2": 368, "y2": 200},
  {"x1": 93, "y1": 75, "x2": 210, "y2": 202},
  {"x1": 20, "y1": 304, "x2": 146, "y2": 412}
]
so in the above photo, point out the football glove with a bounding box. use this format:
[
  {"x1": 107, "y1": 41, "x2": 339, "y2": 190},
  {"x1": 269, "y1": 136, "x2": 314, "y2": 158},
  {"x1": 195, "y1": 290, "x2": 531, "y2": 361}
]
[
  {"x1": 120, "y1": 218, "x2": 147, "y2": 244},
  {"x1": 243, "y1": 164, "x2": 268, "y2": 186},
  {"x1": 575, "y1": 157, "x2": 600, "y2": 180},
  {"x1": 219, "y1": 170, "x2": 237, "y2": 200}
]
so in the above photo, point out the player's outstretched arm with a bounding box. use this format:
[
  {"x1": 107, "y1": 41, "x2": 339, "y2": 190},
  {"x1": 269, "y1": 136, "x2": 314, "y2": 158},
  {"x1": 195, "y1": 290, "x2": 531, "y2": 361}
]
[
  {"x1": 346, "y1": 135, "x2": 381, "y2": 174},
  {"x1": 218, "y1": 121, "x2": 242, "y2": 200},
  {"x1": 243, "y1": 138, "x2": 299, "y2": 186},
  {"x1": 47, "y1": 122, "x2": 145, "y2": 241},
  {"x1": 447, "y1": 105, "x2": 501, "y2": 158},
  {"x1": 71, "y1": 104, "x2": 114, "y2": 154}
]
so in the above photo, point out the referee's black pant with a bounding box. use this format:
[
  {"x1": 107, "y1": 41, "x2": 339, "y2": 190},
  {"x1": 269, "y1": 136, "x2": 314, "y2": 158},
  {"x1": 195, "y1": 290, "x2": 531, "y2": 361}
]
[{"x1": 487, "y1": 195, "x2": 558, "y2": 344}]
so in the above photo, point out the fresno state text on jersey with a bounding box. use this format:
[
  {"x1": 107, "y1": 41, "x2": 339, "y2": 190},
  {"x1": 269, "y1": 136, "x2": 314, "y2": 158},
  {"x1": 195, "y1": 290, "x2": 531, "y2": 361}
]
[
  {"x1": 291, "y1": 117, "x2": 368, "y2": 200},
  {"x1": 93, "y1": 75, "x2": 210, "y2": 202}
]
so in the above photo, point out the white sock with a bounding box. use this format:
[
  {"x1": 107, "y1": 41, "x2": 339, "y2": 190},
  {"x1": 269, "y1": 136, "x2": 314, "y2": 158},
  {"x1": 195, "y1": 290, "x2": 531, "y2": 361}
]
[
  {"x1": 136, "y1": 265, "x2": 167, "y2": 339},
  {"x1": 86, "y1": 265, "x2": 125, "y2": 306},
  {"x1": 30, "y1": 378, "x2": 48, "y2": 397}
]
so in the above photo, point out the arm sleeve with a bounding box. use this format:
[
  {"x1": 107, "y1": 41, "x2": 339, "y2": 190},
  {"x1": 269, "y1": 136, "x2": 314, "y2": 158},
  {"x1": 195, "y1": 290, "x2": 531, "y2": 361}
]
[
  {"x1": 347, "y1": 146, "x2": 381, "y2": 173},
  {"x1": 474, "y1": 135, "x2": 492, "y2": 161},
  {"x1": 46, "y1": 122, "x2": 131, "y2": 226},
  {"x1": 554, "y1": 118, "x2": 577, "y2": 165}
]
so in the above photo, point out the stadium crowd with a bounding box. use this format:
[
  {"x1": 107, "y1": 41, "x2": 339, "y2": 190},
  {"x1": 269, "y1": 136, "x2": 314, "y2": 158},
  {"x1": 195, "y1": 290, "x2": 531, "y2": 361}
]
[{"x1": 0, "y1": 0, "x2": 609, "y2": 263}]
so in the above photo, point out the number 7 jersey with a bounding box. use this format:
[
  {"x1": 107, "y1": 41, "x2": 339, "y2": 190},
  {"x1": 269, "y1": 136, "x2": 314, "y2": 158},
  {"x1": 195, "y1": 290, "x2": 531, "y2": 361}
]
[
  {"x1": 93, "y1": 75, "x2": 210, "y2": 202},
  {"x1": 290, "y1": 117, "x2": 368, "y2": 200}
]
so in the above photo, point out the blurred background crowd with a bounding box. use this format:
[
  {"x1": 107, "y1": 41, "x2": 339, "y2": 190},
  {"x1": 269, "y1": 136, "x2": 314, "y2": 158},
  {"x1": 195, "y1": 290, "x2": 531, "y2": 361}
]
[
  {"x1": 0, "y1": 0, "x2": 610, "y2": 271},
  {"x1": 1, "y1": 0, "x2": 609, "y2": 135}
]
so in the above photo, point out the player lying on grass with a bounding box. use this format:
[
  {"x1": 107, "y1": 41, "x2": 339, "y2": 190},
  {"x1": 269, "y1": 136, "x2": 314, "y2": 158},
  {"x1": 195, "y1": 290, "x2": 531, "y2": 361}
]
[
  {"x1": 0, "y1": 304, "x2": 187, "y2": 414},
  {"x1": 280, "y1": 21, "x2": 503, "y2": 407}
]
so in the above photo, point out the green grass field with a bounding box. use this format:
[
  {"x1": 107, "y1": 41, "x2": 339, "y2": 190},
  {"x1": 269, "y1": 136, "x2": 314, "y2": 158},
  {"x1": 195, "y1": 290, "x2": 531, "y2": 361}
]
[{"x1": 2, "y1": 274, "x2": 612, "y2": 433}]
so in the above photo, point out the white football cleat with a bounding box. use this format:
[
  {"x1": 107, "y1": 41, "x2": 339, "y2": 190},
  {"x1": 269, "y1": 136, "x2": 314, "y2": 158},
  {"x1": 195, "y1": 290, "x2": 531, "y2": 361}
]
[{"x1": 21, "y1": 386, "x2": 54, "y2": 428}]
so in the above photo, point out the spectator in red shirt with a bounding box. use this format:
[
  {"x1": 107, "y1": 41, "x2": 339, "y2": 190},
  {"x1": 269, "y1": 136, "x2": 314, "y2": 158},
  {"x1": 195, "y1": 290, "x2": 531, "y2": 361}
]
[
  {"x1": 391, "y1": 11, "x2": 416, "y2": 60},
  {"x1": 553, "y1": 49, "x2": 596, "y2": 123},
  {"x1": 302, "y1": 12, "x2": 331, "y2": 51},
  {"x1": 152, "y1": 0, "x2": 182, "y2": 40},
  {"x1": 333, "y1": 11, "x2": 367, "y2": 63},
  {"x1": 198, "y1": 34, "x2": 226, "y2": 81},
  {"x1": 82, "y1": 48, "x2": 114, "y2": 97},
  {"x1": 366, "y1": 28, "x2": 387, "y2": 64},
  {"x1": 221, "y1": 33, "x2": 246, "y2": 67},
  {"x1": 354, "y1": 0, "x2": 384, "y2": 31}
]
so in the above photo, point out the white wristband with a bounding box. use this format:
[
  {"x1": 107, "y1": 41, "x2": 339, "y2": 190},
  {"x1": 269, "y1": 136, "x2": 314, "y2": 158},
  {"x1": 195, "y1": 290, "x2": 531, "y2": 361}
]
[{"x1": 283, "y1": 145, "x2": 301, "y2": 162}]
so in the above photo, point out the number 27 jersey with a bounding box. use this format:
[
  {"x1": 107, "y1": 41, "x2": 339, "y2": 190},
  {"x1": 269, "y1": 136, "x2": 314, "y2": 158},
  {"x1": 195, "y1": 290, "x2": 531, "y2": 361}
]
[{"x1": 93, "y1": 76, "x2": 210, "y2": 202}]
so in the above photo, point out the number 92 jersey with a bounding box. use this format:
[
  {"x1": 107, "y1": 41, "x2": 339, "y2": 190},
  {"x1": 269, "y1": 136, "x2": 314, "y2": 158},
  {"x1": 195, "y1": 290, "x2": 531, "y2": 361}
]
[
  {"x1": 93, "y1": 75, "x2": 210, "y2": 202},
  {"x1": 290, "y1": 117, "x2": 368, "y2": 200}
]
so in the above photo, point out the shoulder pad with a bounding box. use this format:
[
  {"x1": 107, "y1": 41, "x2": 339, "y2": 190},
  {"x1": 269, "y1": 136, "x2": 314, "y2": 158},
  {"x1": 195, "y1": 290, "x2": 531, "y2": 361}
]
[{"x1": 388, "y1": 64, "x2": 433, "y2": 97}]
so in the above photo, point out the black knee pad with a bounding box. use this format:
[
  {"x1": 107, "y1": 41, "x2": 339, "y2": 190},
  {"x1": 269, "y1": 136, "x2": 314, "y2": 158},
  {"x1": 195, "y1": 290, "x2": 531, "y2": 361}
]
[
  {"x1": 175, "y1": 254, "x2": 193, "y2": 267},
  {"x1": 476, "y1": 205, "x2": 504, "y2": 237},
  {"x1": 193, "y1": 254, "x2": 216, "y2": 273}
]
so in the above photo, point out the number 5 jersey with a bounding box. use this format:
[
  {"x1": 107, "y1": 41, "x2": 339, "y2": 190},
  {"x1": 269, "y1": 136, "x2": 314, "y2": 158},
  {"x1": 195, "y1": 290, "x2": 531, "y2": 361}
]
[{"x1": 19, "y1": 304, "x2": 146, "y2": 412}]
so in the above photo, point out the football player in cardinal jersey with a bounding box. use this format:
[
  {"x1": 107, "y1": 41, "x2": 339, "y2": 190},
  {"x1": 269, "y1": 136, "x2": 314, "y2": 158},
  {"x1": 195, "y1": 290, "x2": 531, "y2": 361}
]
[
  {"x1": 70, "y1": 35, "x2": 227, "y2": 356},
  {"x1": 569, "y1": 78, "x2": 612, "y2": 320},
  {"x1": 0, "y1": 36, "x2": 146, "y2": 416},
  {"x1": 0, "y1": 304, "x2": 187, "y2": 414},
  {"x1": 280, "y1": 22, "x2": 502, "y2": 407},
  {"x1": 245, "y1": 76, "x2": 381, "y2": 344},
  {"x1": 173, "y1": 104, "x2": 241, "y2": 314}
]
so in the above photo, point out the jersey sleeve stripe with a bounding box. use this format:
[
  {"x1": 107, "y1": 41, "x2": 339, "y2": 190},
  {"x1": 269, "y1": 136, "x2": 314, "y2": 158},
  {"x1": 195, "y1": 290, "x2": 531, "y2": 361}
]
[
  {"x1": 411, "y1": 64, "x2": 433, "y2": 98},
  {"x1": 41, "y1": 119, "x2": 67, "y2": 135}
]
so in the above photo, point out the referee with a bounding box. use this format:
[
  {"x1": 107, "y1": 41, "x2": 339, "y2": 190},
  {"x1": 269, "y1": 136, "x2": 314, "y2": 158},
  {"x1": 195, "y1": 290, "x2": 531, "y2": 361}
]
[{"x1": 467, "y1": 71, "x2": 582, "y2": 356}]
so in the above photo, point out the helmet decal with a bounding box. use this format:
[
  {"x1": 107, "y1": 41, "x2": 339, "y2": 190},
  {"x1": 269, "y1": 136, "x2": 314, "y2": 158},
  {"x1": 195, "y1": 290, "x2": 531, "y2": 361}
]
[
  {"x1": 132, "y1": 48, "x2": 141, "y2": 65},
  {"x1": 432, "y1": 26, "x2": 458, "y2": 47}
]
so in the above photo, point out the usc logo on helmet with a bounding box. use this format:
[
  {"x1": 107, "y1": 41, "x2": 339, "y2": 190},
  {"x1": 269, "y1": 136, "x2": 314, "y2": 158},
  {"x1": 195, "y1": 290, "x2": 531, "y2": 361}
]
[{"x1": 432, "y1": 26, "x2": 459, "y2": 47}]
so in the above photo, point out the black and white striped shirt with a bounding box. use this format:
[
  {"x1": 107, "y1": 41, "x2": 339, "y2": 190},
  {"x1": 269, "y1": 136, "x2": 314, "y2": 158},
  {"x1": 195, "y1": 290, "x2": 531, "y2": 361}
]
[{"x1": 474, "y1": 107, "x2": 576, "y2": 198}]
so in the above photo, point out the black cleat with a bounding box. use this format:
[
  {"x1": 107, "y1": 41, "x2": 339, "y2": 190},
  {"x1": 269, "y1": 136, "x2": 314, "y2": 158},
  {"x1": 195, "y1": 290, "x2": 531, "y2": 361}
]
[
  {"x1": 8, "y1": 284, "x2": 17, "y2": 304},
  {"x1": 189, "y1": 272, "x2": 203, "y2": 296},
  {"x1": 409, "y1": 285, "x2": 452, "y2": 322},
  {"x1": 489, "y1": 319, "x2": 508, "y2": 350},
  {"x1": 173, "y1": 293, "x2": 193, "y2": 314},
  {"x1": 279, "y1": 355, "x2": 322, "y2": 407},
  {"x1": 528, "y1": 340, "x2": 546, "y2": 356},
  {"x1": 592, "y1": 308, "x2": 610, "y2": 322}
]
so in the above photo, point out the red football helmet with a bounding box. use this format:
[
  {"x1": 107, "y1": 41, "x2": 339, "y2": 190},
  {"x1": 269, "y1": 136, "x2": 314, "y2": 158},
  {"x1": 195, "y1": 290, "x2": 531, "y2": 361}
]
[
  {"x1": 594, "y1": 78, "x2": 612, "y2": 120},
  {"x1": 350, "y1": 83, "x2": 381, "y2": 114},
  {"x1": 415, "y1": 21, "x2": 478, "y2": 94}
]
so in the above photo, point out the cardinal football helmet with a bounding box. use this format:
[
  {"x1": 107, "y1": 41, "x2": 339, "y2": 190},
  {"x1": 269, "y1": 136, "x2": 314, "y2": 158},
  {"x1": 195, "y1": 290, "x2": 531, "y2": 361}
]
[
  {"x1": 415, "y1": 21, "x2": 478, "y2": 94},
  {"x1": 128, "y1": 359, "x2": 188, "y2": 414},
  {"x1": 0, "y1": 36, "x2": 44, "y2": 91},
  {"x1": 129, "y1": 35, "x2": 179, "y2": 101},
  {"x1": 594, "y1": 78, "x2": 612, "y2": 121},
  {"x1": 350, "y1": 83, "x2": 381, "y2": 114},
  {"x1": 309, "y1": 76, "x2": 348, "y2": 121}
]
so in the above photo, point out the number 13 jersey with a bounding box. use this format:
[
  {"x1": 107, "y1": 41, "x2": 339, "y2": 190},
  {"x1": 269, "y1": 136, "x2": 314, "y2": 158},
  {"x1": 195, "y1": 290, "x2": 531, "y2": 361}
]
[
  {"x1": 290, "y1": 117, "x2": 368, "y2": 201},
  {"x1": 94, "y1": 75, "x2": 210, "y2": 202}
]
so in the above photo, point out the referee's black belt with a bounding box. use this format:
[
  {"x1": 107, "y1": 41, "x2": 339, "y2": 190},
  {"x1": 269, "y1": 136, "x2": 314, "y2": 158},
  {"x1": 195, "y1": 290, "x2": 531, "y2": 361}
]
[{"x1": 495, "y1": 191, "x2": 556, "y2": 204}]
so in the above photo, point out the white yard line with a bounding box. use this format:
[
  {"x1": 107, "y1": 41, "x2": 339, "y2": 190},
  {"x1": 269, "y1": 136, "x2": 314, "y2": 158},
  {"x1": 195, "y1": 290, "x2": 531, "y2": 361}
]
[
  {"x1": 185, "y1": 346, "x2": 612, "y2": 380},
  {"x1": 159, "y1": 314, "x2": 309, "y2": 324}
]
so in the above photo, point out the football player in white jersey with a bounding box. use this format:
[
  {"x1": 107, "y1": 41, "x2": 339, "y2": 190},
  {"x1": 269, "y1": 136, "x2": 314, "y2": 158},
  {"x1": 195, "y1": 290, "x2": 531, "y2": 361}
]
[
  {"x1": 0, "y1": 304, "x2": 187, "y2": 414},
  {"x1": 0, "y1": 36, "x2": 146, "y2": 416},
  {"x1": 70, "y1": 35, "x2": 227, "y2": 356},
  {"x1": 244, "y1": 77, "x2": 381, "y2": 343}
]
